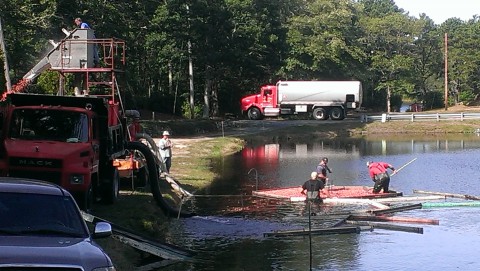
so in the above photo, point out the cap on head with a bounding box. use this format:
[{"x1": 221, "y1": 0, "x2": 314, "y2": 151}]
[
  {"x1": 310, "y1": 172, "x2": 318, "y2": 179},
  {"x1": 163, "y1": 131, "x2": 170, "y2": 136},
  {"x1": 322, "y1": 157, "x2": 328, "y2": 163},
  {"x1": 366, "y1": 161, "x2": 372, "y2": 167}
]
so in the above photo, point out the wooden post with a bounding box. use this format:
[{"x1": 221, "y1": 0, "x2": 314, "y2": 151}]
[
  {"x1": 387, "y1": 85, "x2": 391, "y2": 113},
  {"x1": 370, "y1": 203, "x2": 422, "y2": 215},
  {"x1": 349, "y1": 215, "x2": 439, "y2": 225},
  {"x1": 264, "y1": 226, "x2": 365, "y2": 237},
  {"x1": 345, "y1": 220, "x2": 423, "y2": 234},
  {"x1": 444, "y1": 33, "x2": 448, "y2": 111}
]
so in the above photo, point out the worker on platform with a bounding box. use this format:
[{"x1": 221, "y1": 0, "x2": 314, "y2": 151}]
[
  {"x1": 301, "y1": 172, "x2": 325, "y2": 203},
  {"x1": 74, "y1": 17, "x2": 91, "y2": 29},
  {"x1": 74, "y1": 17, "x2": 100, "y2": 66},
  {"x1": 367, "y1": 161, "x2": 396, "y2": 193},
  {"x1": 316, "y1": 157, "x2": 332, "y2": 186}
]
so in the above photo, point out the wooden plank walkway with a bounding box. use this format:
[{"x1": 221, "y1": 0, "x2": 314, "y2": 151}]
[
  {"x1": 264, "y1": 226, "x2": 372, "y2": 237},
  {"x1": 413, "y1": 189, "x2": 480, "y2": 201},
  {"x1": 82, "y1": 211, "x2": 194, "y2": 261}
]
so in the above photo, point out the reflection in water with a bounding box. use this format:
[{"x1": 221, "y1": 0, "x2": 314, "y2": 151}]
[{"x1": 164, "y1": 135, "x2": 480, "y2": 271}]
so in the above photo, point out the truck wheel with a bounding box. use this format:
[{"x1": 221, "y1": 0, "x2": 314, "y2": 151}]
[
  {"x1": 102, "y1": 168, "x2": 120, "y2": 204},
  {"x1": 136, "y1": 166, "x2": 149, "y2": 188},
  {"x1": 125, "y1": 141, "x2": 158, "y2": 194},
  {"x1": 330, "y1": 107, "x2": 345, "y2": 120},
  {"x1": 312, "y1": 108, "x2": 328, "y2": 120},
  {"x1": 248, "y1": 107, "x2": 262, "y2": 120}
]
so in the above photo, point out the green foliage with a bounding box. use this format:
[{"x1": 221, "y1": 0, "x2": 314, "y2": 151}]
[
  {"x1": 284, "y1": 0, "x2": 364, "y2": 79},
  {"x1": 458, "y1": 89, "x2": 476, "y2": 104},
  {"x1": 390, "y1": 94, "x2": 403, "y2": 112},
  {"x1": 36, "y1": 71, "x2": 59, "y2": 94},
  {"x1": 181, "y1": 100, "x2": 202, "y2": 119},
  {"x1": 424, "y1": 91, "x2": 444, "y2": 110},
  {"x1": 2, "y1": 0, "x2": 480, "y2": 116}
]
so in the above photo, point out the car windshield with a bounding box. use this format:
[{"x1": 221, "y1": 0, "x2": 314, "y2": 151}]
[
  {"x1": 9, "y1": 109, "x2": 89, "y2": 143},
  {"x1": 0, "y1": 192, "x2": 88, "y2": 237}
]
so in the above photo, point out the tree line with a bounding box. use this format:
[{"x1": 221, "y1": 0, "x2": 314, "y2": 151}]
[{"x1": 1, "y1": 0, "x2": 479, "y2": 118}]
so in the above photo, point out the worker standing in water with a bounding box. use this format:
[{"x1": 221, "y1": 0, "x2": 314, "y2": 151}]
[
  {"x1": 301, "y1": 172, "x2": 325, "y2": 203},
  {"x1": 316, "y1": 157, "x2": 332, "y2": 186},
  {"x1": 367, "y1": 161, "x2": 396, "y2": 193}
]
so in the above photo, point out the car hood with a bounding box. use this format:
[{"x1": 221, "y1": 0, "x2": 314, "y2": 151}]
[{"x1": 0, "y1": 236, "x2": 112, "y2": 268}]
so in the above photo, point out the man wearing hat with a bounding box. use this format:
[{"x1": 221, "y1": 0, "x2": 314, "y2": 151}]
[
  {"x1": 158, "y1": 131, "x2": 173, "y2": 173},
  {"x1": 316, "y1": 157, "x2": 332, "y2": 186},
  {"x1": 301, "y1": 171, "x2": 325, "y2": 203}
]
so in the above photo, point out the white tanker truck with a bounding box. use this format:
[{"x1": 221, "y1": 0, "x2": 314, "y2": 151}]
[{"x1": 240, "y1": 81, "x2": 362, "y2": 120}]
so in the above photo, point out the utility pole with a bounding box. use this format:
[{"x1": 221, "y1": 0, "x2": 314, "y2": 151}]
[
  {"x1": 0, "y1": 17, "x2": 12, "y2": 91},
  {"x1": 444, "y1": 33, "x2": 448, "y2": 111}
]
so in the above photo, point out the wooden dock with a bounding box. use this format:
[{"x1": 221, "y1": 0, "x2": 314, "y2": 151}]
[{"x1": 82, "y1": 212, "x2": 194, "y2": 262}]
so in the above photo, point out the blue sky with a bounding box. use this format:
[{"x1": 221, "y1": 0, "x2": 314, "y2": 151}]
[{"x1": 394, "y1": 0, "x2": 480, "y2": 24}]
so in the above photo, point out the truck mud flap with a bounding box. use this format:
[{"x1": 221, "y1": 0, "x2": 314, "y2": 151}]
[{"x1": 126, "y1": 141, "x2": 195, "y2": 218}]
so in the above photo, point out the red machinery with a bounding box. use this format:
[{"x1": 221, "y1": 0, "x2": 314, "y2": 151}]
[{"x1": 0, "y1": 28, "x2": 186, "y2": 215}]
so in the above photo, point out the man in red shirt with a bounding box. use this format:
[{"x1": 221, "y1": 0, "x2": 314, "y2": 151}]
[{"x1": 367, "y1": 161, "x2": 396, "y2": 193}]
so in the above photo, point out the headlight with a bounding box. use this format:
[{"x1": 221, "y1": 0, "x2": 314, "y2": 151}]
[{"x1": 70, "y1": 174, "x2": 84, "y2": 184}]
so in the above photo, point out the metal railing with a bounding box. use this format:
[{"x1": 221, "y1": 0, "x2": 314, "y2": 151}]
[{"x1": 361, "y1": 112, "x2": 480, "y2": 122}]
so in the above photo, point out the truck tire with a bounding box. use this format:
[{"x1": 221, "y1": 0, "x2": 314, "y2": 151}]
[
  {"x1": 136, "y1": 166, "x2": 148, "y2": 188},
  {"x1": 330, "y1": 107, "x2": 345, "y2": 120},
  {"x1": 312, "y1": 108, "x2": 328, "y2": 120},
  {"x1": 102, "y1": 167, "x2": 120, "y2": 204},
  {"x1": 247, "y1": 107, "x2": 262, "y2": 120}
]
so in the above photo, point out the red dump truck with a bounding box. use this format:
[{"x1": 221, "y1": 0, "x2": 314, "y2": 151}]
[
  {"x1": 240, "y1": 81, "x2": 362, "y2": 120},
  {"x1": 0, "y1": 28, "x2": 183, "y2": 215}
]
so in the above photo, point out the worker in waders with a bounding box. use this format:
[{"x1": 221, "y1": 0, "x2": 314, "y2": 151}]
[
  {"x1": 316, "y1": 157, "x2": 332, "y2": 186},
  {"x1": 301, "y1": 172, "x2": 325, "y2": 203},
  {"x1": 367, "y1": 161, "x2": 396, "y2": 193}
]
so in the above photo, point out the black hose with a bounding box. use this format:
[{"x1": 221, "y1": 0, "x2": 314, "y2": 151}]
[
  {"x1": 135, "y1": 132, "x2": 166, "y2": 173},
  {"x1": 126, "y1": 141, "x2": 195, "y2": 218}
]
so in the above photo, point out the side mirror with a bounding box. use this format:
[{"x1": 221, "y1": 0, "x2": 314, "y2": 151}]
[{"x1": 92, "y1": 222, "x2": 112, "y2": 239}]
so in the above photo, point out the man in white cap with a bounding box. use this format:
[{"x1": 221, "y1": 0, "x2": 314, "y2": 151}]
[
  {"x1": 158, "y1": 131, "x2": 173, "y2": 173},
  {"x1": 300, "y1": 171, "x2": 325, "y2": 203}
]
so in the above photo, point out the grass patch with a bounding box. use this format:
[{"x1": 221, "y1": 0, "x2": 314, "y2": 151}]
[{"x1": 173, "y1": 137, "x2": 244, "y2": 190}]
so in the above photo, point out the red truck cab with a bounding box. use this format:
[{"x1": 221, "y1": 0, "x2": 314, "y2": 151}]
[
  {"x1": 240, "y1": 84, "x2": 279, "y2": 120},
  {"x1": 0, "y1": 94, "x2": 123, "y2": 210},
  {"x1": 0, "y1": 104, "x2": 98, "y2": 207}
]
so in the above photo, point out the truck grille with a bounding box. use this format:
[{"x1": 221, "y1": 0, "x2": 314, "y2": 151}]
[
  {"x1": 8, "y1": 170, "x2": 62, "y2": 185},
  {"x1": 9, "y1": 157, "x2": 62, "y2": 168}
]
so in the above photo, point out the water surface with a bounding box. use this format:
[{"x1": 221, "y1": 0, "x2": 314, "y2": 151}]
[{"x1": 163, "y1": 134, "x2": 480, "y2": 270}]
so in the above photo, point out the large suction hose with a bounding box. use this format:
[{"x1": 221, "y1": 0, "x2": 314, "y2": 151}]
[{"x1": 126, "y1": 141, "x2": 195, "y2": 218}]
